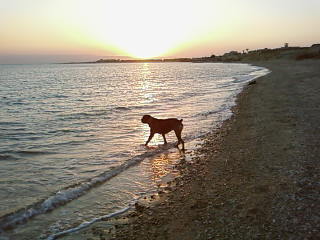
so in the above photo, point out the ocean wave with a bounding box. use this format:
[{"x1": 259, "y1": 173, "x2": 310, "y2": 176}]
[
  {"x1": 113, "y1": 106, "x2": 131, "y2": 111},
  {"x1": 47, "y1": 129, "x2": 82, "y2": 134},
  {"x1": 0, "y1": 144, "x2": 180, "y2": 232},
  {"x1": 56, "y1": 105, "x2": 152, "y2": 120},
  {"x1": 57, "y1": 111, "x2": 110, "y2": 120},
  {"x1": 46, "y1": 205, "x2": 132, "y2": 240},
  {"x1": 0, "y1": 154, "x2": 17, "y2": 161},
  {"x1": 0, "y1": 122, "x2": 24, "y2": 126},
  {"x1": 15, "y1": 150, "x2": 55, "y2": 155},
  {"x1": 52, "y1": 95, "x2": 69, "y2": 99},
  {"x1": 0, "y1": 150, "x2": 55, "y2": 158},
  {"x1": 195, "y1": 109, "x2": 225, "y2": 117},
  {"x1": 51, "y1": 139, "x2": 93, "y2": 147},
  {"x1": 111, "y1": 105, "x2": 153, "y2": 112}
]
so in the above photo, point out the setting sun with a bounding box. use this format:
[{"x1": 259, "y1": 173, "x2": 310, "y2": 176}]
[
  {"x1": 67, "y1": 0, "x2": 227, "y2": 59},
  {"x1": 87, "y1": 0, "x2": 201, "y2": 58}
]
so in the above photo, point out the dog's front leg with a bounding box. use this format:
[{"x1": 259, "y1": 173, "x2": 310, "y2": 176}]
[{"x1": 145, "y1": 131, "x2": 154, "y2": 146}]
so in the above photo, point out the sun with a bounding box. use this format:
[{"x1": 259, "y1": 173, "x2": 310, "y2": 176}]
[
  {"x1": 105, "y1": 0, "x2": 192, "y2": 58},
  {"x1": 115, "y1": 37, "x2": 173, "y2": 59},
  {"x1": 76, "y1": 0, "x2": 219, "y2": 59},
  {"x1": 111, "y1": 25, "x2": 183, "y2": 59},
  {"x1": 85, "y1": 0, "x2": 199, "y2": 59}
]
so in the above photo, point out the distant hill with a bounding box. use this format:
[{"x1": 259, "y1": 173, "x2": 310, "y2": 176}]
[
  {"x1": 204, "y1": 44, "x2": 320, "y2": 62},
  {"x1": 0, "y1": 55, "x2": 133, "y2": 64},
  {"x1": 64, "y1": 44, "x2": 320, "y2": 65}
]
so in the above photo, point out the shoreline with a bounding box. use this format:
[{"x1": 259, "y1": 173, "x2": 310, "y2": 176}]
[{"x1": 65, "y1": 59, "x2": 319, "y2": 240}]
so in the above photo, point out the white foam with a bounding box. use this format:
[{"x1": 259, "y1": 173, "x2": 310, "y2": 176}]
[
  {"x1": 45, "y1": 188, "x2": 160, "y2": 240},
  {"x1": 46, "y1": 205, "x2": 131, "y2": 240}
]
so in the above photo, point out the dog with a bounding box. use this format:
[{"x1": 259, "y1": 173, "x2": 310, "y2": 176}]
[{"x1": 141, "y1": 115, "x2": 185, "y2": 150}]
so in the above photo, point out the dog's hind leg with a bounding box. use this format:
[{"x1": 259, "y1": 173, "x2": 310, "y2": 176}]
[
  {"x1": 162, "y1": 134, "x2": 167, "y2": 144},
  {"x1": 174, "y1": 128, "x2": 185, "y2": 150}
]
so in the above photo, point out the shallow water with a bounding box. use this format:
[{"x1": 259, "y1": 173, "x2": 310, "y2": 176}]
[{"x1": 0, "y1": 62, "x2": 268, "y2": 239}]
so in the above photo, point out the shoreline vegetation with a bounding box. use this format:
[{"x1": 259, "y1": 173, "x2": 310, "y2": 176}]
[
  {"x1": 68, "y1": 50, "x2": 320, "y2": 239},
  {"x1": 65, "y1": 44, "x2": 320, "y2": 64}
]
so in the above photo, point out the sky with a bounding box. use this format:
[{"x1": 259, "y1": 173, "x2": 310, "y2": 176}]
[{"x1": 1, "y1": 0, "x2": 320, "y2": 63}]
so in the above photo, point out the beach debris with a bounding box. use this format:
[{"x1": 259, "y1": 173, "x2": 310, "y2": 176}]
[
  {"x1": 134, "y1": 203, "x2": 145, "y2": 213},
  {"x1": 158, "y1": 190, "x2": 165, "y2": 195},
  {"x1": 248, "y1": 80, "x2": 257, "y2": 85}
]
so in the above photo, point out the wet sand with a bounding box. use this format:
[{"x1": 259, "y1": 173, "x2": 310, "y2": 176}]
[{"x1": 77, "y1": 59, "x2": 320, "y2": 239}]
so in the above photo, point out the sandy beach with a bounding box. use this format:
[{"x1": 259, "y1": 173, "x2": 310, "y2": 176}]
[{"x1": 72, "y1": 59, "x2": 319, "y2": 240}]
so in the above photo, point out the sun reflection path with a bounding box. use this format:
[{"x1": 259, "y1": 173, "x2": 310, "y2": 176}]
[
  {"x1": 149, "y1": 151, "x2": 183, "y2": 185},
  {"x1": 138, "y1": 63, "x2": 156, "y2": 104}
]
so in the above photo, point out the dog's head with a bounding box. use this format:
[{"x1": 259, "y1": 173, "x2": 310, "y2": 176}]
[{"x1": 141, "y1": 115, "x2": 152, "y2": 124}]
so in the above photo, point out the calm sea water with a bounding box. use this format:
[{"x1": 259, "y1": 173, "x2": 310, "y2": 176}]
[{"x1": 0, "y1": 62, "x2": 268, "y2": 239}]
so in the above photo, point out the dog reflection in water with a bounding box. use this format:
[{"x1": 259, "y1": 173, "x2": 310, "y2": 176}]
[{"x1": 141, "y1": 115, "x2": 185, "y2": 150}]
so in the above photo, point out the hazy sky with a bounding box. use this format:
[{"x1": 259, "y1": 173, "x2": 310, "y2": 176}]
[{"x1": 1, "y1": 0, "x2": 320, "y2": 62}]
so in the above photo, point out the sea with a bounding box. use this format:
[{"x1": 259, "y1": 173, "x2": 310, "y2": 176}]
[{"x1": 0, "y1": 62, "x2": 269, "y2": 239}]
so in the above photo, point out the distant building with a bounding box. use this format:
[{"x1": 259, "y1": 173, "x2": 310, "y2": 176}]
[
  {"x1": 284, "y1": 43, "x2": 289, "y2": 48},
  {"x1": 223, "y1": 51, "x2": 240, "y2": 57},
  {"x1": 311, "y1": 44, "x2": 320, "y2": 53}
]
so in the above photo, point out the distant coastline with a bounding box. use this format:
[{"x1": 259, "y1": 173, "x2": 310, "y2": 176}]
[{"x1": 64, "y1": 44, "x2": 320, "y2": 64}]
